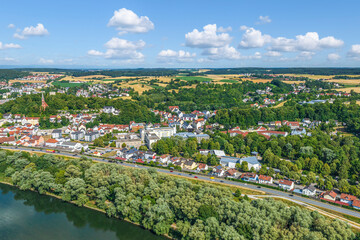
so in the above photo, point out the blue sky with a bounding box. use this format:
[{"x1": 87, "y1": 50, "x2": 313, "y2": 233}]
[{"x1": 0, "y1": 0, "x2": 360, "y2": 68}]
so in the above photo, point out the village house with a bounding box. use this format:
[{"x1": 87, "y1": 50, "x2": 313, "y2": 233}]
[
  {"x1": 278, "y1": 179, "x2": 295, "y2": 191},
  {"x1": 225, "y1": 168, "x2": 240, "y2": 178},
  {"x1": 258, "y1": 175, "x2": 273, "y2": 184},
  {"x1": 212, "y1": 165, "x2": 225, "y2": 177},
  {"x1": 352, "y1": 200, "x2": 360, "y2": 210},
  {"x1": 197, "y1": 163, "x2": 209, "y2": 172},
  {"x1": 240, "y1": 172, "x2": 258, "y2": 181},
  {"x1": 340, "y1": 193, "x2": 357, "y2": 205},
  {"x1": 320, "y1": 190, "x2": 337, "y2": 202},
  {"x1": 45, "y1": 138, "x2": 58, "y2": 148},
  {"x1": 302, "y1": 185, "x2": 317, "y2": 196},
  {"x1": 182, "y1": 160, "x2": 197, "y2": 170}
]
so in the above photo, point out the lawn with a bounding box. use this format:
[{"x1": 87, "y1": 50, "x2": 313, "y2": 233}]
[
  {"x1": 220, "y1": 79, "x2": 240, "y2": 83},
  {"x1": 52, "y1": 81, "x2": 91, "y2": 88},
  {"x1": 177, "y1": 76, "x2": 213, "y2": 82}
]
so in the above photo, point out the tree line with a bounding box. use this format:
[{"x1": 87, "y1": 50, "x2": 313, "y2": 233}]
[
  {"x1": 0, "y1": 150, "x2": 355, "y2": 239},
  {"x1": 0, "y1": 94, "x2": 160, "y2": 124}
]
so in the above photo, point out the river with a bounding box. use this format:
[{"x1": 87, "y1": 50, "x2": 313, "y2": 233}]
[{"x1": 0, "y1": 183, "x2": 165, "y2": 240}]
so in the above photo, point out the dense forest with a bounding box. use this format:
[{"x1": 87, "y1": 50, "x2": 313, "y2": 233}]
[
  {"x1": 211, "y1": 100, "x2": 360, "y2": 129},
  {"x1": 0, "y1": 150, "x2": 355, "y2": 239},
  {"x1": 136, "y1": 80, "x2": 290, "y2": 112},
  {"x1": 0, "y1": 69, "x2": 29, "y2": 81},
  {"x1": 0, "y1": 94, "x2": 160, "y2": 124}
]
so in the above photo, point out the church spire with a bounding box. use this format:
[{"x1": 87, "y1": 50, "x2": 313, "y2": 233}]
[{"x1": 40, "y1": 93, "x2": 49, "y2": 111}]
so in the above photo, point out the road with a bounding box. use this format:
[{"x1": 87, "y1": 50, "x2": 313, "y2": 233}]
[{"x1": 2, "y1": 145, "x2": 360, "y2": 221}]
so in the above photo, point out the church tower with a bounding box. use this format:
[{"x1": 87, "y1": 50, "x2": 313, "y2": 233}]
[{"x1": 40, "y1": 93, "x2": 49, "y2": 111}]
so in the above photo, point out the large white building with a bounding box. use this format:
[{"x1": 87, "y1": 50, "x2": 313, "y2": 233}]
[{"x1": 140, "y1": 127, "x2": 176, "y2": 148}]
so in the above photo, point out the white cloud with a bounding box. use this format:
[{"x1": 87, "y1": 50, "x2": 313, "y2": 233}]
[
  {"x1": 103, "y1": 49, "x2": 144, "y2": 60},
  {"x1": 218, "y1": 26, "x2": 232, "y2": 33},
  {"x1": 14, "y1": 23, "x2": 49, "y2": 39},
  {"x1": 203, "y1": 45, "x2": 242, "y2": 60},
  {"x1": 108, "y1": 8, "x2": 154, "y2": 34},
  {"x1": 270, "y1": 32, "x2": 343, "y2": 52},
  {"x1": 257, "y1": 16, "x2": 271, "y2": 24},
  {"x1": 88, "y1": 38, "x2": 145, "y2": 61},
  {"x1": 239, "y1": 26, "x2": 271, "y2": 48},
  {"x1": 0, "y1": 42, "x2": 21, "y2": 50},
  {"x1": 2, "y1": 57, "x2": 16, "y2": 62},
  {"x1": 104, "y1": 38, "x2": 145, "y2": 49},
  {"x1": 158, "y1": 49, "x2": 196, "y2": 62},
  {"x1": 39, "y1": 58, "x2": 54, "y2": 64},
  {"x1": 7, "y1": 24, "x2": 15, "y2": 28},
  {"x1": 347, "y1": 44, "x2": 360, "y2": 60},
  {"x1": 88, "y1": 50, "x2": 104, "y2": 56},
  {"x1": 265, "y1": 51, "x2": 282, "y2": 57},
  {"x1": 296, "y1": 51, "x2": 315, "y2": 60},
  {"x1": 185, "y1": 24, "x2": 232, "y2": 48},
  {"x1": 327, "y1": 53, "x2": 341, "y2": 61}
]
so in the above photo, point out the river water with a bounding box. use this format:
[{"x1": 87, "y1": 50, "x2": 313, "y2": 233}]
[{"x1": 0, "y1": 183, "x2": 165, "y2": 240}]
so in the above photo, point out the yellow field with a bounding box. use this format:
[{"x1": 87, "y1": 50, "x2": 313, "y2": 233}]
[
  {"x1": 283, "y1": 74, "x2": 334, "y2": 80},
  {"x1": 9, "y1": 80, "x2": 46, "y2": 84},
  {"x1": 335, "y1": 87, "x2": 360, "y2": 93},
  {"x1": 242, "y1": 78, "x2": 272, "y2": 83},
  {"x1": 283, "y1": 80, "x2": 305, "y2": 84},
  {"x1": 325, "y1": 79, "x2": 360, "y2": 84},
  {"x1": 271, "y1": 100, "x2": 288, "y2": 108}
]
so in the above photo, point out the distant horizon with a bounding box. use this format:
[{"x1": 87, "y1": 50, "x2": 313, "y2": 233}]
[{"x1": 1, "y1": 66, "x2": 360, "y2": 71}]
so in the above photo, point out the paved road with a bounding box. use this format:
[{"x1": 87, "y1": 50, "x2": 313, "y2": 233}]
[{"x1": 2, "y1": 146, "x2": 360, "y2": 220}]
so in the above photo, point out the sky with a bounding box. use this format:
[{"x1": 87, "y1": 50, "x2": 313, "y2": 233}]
[{"x1": 0, "y1": 0, "x2": 360, "y2": 68}]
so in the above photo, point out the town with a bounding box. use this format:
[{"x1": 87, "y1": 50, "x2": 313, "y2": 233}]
[{"x1": 0, "y1": 69, "x2": 360, "y2": 215}]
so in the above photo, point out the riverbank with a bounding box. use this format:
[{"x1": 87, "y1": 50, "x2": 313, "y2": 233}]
[{"x1": 0, "y1": 176, "x2": 170, "y2": 239}]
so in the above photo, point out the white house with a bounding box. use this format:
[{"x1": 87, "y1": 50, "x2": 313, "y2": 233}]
[
  {"x1": 84, "y1": 131, "x2": 100, "y2": 142},
  {"x1": 51, "y1": 129, "x2": 62, "y2": 139},
  {"x1": 45, "y1": 139, "x2": 58, "y2": 148},
  {"x1": 70, "y1": 131, "x2": 84, "y2": 140},
  {"x1": 302, "y1": 185, "x2": 317, "y2": 196},
  {"x1": 278, "y1": 179, "x2": 294, "y2": 190},
  {"x1": 258, "y1": 175, "x2": 273, "y2": 184}
]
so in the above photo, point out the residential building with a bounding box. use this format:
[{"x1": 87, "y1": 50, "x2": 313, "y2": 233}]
[
  {"x1": 258, "y1": 175, "x2": 273, "y2": 184},
  {"x1": 302, "y1": 185, "x2": 317, "y2": 196},
  {"x1": 45, "y1": 138, "x2": 58, "y2": 148},
  {"x1": 340, "y1": 193, "x2": 357, "y2": 205},
  {"x1": 116, "y1": 133, "x2": 142, "y2": 149},
  {"x1": 320, "y1": 190, "x2": 337, "y2": 202},
  {"x1": 197, "y1": 163, "x2": 208, "y2": 171},
  {"x1": 353, "y1": 200, "x2": 360, "y2": 210},
  {"x1": 70, "y1": 131, "x2": 84, "y2": 140},
  {"x1": 84, "y1": 131, "x2": 100, "y2": 142},
  {"x1": 52, "y1": 129, "x2": 62, "y2": 139},
  {"x1": 240, "y1": 172, "x2": 258, "y2": 181},
  {"x1": 278, "y1": 179, "x2": 294, "y2": 190}
]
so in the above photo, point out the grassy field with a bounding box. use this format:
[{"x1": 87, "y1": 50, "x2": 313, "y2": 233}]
[
  {"x1": 220, "y1": 79, "x2": 240, "y2": 83},
  {"x1": 177, "y1": 76, "x2": 213, "y2": 82},
  {"x1": 52, "y1": 81, "x2": 91, "y2": 88}
]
